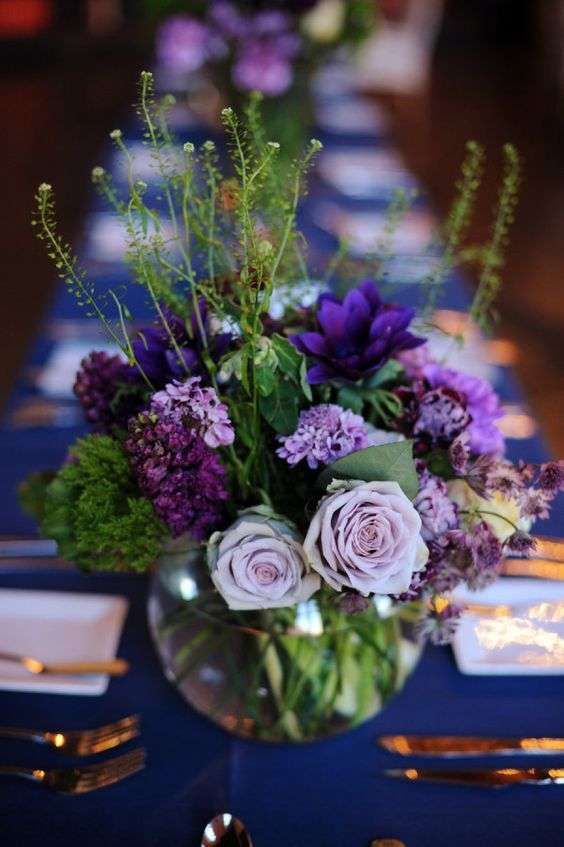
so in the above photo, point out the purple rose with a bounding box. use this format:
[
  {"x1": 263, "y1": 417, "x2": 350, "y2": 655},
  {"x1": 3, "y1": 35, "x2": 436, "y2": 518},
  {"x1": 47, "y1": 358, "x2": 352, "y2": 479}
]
[
  {"x1": 208, "y1": 508, "x2": 320, "y2": 610},
  {"x1": 304, "y1": 481, "x2": 429, "y2": 595}
]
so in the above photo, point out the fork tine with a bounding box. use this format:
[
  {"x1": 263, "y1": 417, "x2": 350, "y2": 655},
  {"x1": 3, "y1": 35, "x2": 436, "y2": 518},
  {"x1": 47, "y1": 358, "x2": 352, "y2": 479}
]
[
  {"x1": 61, "y1": 715, "x2": 141, "y2": 756},
  {"x1": 73, "y1": 749, "x2": 146, "y2": 793},
  {"x1": 84, "y1": 715, "x2": 141, "y2": 739}
]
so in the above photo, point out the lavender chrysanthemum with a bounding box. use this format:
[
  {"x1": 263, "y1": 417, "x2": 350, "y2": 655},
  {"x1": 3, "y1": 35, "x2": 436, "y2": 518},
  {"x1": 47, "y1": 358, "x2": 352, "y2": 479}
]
[
  {"x1": 414, "y1": 463, "x2": 459, "y2": 541},
  {"x1": 291, "y1": 280, "x2": 425, "y2": 385},
  {"x1": 74, "y1": 351, "x2": 141, "y2": 433},
  {"x1": 424, "y1": 364, "x2": 504, "y2": 455},
  {"x1": 276, "y1": 404, "x2": 369, "y2": 469},
  {"x1": 414, "y1": 387, "x2": 470, "y2": 444},
  {"x1": 151, "y1": 377, "x2": 234, "y2": 449},
  {"x1": 125, "y1": 413, "x2": 228, "y2": 540}
]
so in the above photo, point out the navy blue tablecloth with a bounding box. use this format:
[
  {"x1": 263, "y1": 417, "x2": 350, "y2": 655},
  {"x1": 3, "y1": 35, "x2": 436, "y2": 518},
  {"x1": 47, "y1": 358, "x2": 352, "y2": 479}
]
[{"x1": 0, "y1": 567, "x2": 563, "y2": 847}]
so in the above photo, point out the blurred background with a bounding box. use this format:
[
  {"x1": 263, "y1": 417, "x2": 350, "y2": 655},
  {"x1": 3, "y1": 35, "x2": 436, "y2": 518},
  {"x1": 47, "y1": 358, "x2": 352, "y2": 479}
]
[{"x1": 1, "y1": 0, "x2": 563, "y2": 451}]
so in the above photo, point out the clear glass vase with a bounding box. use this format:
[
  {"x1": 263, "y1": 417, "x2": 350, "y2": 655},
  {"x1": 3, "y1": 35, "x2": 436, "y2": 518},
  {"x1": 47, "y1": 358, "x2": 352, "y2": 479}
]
[{"x1": 147, "y1": 543, "x2": 422, "y2": 743}]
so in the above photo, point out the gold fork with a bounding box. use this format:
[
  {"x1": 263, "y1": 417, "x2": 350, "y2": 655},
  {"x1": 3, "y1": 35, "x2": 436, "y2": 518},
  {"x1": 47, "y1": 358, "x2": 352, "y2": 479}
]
[
  {"x1": 0, "y1": 747, "x2": 146, "y2": 794},
  {"x1": 0, "y1": 714, "x2": 140, "y2": 756}
]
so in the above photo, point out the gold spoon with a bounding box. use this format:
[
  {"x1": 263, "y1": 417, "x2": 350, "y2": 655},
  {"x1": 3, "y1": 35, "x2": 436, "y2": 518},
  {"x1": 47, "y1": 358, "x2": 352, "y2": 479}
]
[{"x1": 0, "y1": 651, "x2": 129, "y2": 676}]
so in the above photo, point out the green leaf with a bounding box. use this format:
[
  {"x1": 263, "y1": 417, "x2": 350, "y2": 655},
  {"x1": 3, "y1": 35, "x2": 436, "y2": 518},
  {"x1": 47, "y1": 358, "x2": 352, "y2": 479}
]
[
  {"x1": 364, "y1": 360, "x2": 403, "y2": 389},
  {"x1": 317, "y1": 440, "x2": 419, "y2": 500},
  {"x1": 337, "y1": 385, "x2": 364, "y2": 415},
  {"x1": 271, "y1": 334, "x2": 311, "y2": 400},
  {"x1": 259, "y1": 379, "x2": 299, "y2": 434},
  {"x1": 255, "y1": 366, "x2": 277, "y2": 397}
]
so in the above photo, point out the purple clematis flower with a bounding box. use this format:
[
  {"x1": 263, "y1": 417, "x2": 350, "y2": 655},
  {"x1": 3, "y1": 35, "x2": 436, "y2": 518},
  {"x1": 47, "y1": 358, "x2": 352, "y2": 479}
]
[
  {"x1": 291, "y1": 280, "x2": 425, "y2": 385},
  {"x1": 132, "y1": 301, "x2": 232, "y2": 389}
]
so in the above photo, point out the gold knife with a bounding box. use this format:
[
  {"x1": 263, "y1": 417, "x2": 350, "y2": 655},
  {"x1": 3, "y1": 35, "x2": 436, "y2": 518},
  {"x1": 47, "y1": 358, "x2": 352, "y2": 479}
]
[
  {"x1": 378, "y1": 735, "x2": 564, "y2": 757},
  {"x1": 385, "y1": 767, "x2": 564, "y2": 787}
]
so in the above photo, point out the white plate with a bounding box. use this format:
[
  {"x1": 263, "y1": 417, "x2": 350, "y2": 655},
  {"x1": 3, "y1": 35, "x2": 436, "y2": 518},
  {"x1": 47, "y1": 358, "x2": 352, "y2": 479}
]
[
  {"x1": 0, "y1": 589, "x2": 129, "y2": 695},
  {"x1": 452, "y1": 579, "x2": 564, "y2": 675}
]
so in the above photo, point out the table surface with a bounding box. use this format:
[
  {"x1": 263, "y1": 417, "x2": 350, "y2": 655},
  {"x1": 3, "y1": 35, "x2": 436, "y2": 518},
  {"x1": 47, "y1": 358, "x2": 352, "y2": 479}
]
[{"x1": 0, "y1": 60, "x2": 562, "y2": 846}]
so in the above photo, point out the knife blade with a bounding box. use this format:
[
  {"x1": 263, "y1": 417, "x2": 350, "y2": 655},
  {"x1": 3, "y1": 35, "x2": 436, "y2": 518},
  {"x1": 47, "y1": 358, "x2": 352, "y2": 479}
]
[
  {"x1": 378, "y1": 734, "x2": 564, "y2": 757},
  {"x1": 385, "y1": 767, "x2": 564, "y2": 787}
]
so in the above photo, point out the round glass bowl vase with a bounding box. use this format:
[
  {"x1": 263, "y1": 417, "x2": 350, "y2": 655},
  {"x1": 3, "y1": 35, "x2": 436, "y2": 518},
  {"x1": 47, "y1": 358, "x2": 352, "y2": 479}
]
[{"x1": 147, "y1": 545, "x2": 422, "y2": 743}]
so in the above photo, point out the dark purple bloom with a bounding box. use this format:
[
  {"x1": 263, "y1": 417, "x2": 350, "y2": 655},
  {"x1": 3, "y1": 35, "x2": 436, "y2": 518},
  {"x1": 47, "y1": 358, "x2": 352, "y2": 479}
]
[
  {"x1": 132, "y1": 302, "x2": 232, "y2": 389},
  {"x1": 424, "y1": 364, "x2": 504, "y2": 455},
  {"x1": 208, "y1": 1, "x2": 245, "y2": 38},
  {"x1": 74, "y1": 351, "x2": 142, "y2": 433},
  {"x1": 415, "y1": 602, "x2": 463, "y2": 645},
  {"x1": 291, "y1": 280, "x2": 425, "y2": 385},
  {"x1": 538, "y1": 460, "x2": 564, "y2": 493},
  {"x1": 337, "y1": 592, "x2": 371, "y2": 615},
  {"x1": 449, "y1": 432, "x2": 470, "y2": 474},
  {"x1": 505, "y1": 530, "x2": 536, "y2": 555},
  {"x1": 125, "y1": 412, "x2": 229, "y2": 540}
]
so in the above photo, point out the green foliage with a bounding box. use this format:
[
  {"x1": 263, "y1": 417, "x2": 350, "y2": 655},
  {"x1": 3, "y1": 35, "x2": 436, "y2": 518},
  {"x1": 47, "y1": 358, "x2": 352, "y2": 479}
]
[
  {"x1": 38, "y1": 435, "x2": 165, "y2": 572},
  {"x1": 336, "y1": 361, "x2": 404, "y2": 426},
  {"x1": 18, "y1": 471, "x2": 56, "y2": 523},
  {"x1": 469, "y1": 143, "x2": 521, "y2": 329},
  {"x1": 317, "y1": 441, "x2": 419, "y2": 500}
]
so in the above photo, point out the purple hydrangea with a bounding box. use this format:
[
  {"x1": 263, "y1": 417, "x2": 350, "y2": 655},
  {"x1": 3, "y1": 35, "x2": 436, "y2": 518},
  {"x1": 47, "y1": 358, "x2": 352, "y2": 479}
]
[
  {"x1": 424, "y1": 364, "x2": 504, "y2": 455},
  {"x1": 132, "y1": 302, "x2": 232, "y2": 389},
  {"x1": 151, "y1": 377, "x2": 234, "y2": 449},
  {"x1": 156, "y1": 16, "x2": 212, "y2": 74},
  {"x1": 125, "y1": 412, "x2": 229, "y2": 540},
  {"x1": 414, "y1": 463, "x2": 459, "y2": 541},
  {"x1": 233, "y1": 42, "x2": 294, "y2": 96},
  {"x1": 276, "y1": 403, "x2": 369, "y2": 469},
  {"x1": 74, "y1": 351, "x2": 142, "y2": 433},
  {"x1": 291, "y1": 280, "x2": 425, "y2": 385}
]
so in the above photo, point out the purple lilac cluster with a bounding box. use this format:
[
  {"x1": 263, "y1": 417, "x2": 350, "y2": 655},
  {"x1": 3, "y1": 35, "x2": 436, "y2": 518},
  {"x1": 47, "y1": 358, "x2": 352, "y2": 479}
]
[
  {"x1": 151, "y1": 377, "x2": 235, "y2": 449},
  {"x1": 291, "y1": 280, "x2": 425, "y2": 384},
  {"x1": 276, "y1": 404, "x2": 369, "y2": 469},
  {"x1": 125, "y1": 412, "x2": 229, "y2": 539},
  {"x1": 132, "y1": 302, "x2": 231, "y2": 389},
  {"x1": 74, "y1": 351, "x2": 142, "y2": 433},
  {"x1": 157, "y1": 3, "x2": 301, "y2": 97}
]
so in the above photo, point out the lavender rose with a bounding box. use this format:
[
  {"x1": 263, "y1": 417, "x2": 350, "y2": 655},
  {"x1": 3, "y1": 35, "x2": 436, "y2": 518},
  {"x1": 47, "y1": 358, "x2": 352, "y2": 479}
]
[
  {"x1": 304, "y1": 481, "x2": 429, "y2": 595},
  {"x1": 207, "y1": 508, "x2": 320, "y2": 610}
]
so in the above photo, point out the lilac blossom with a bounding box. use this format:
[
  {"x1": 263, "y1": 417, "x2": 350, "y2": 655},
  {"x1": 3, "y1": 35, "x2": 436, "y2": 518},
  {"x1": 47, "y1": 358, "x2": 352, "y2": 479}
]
[
  {"x1": 233, "y1": 42, "x2": 294, "y2": 96},
  {"x1": 415, "y1": 602, "x2": 463, "y2": 646},
  {"x1": 276, "y1": 404, "x2": 369, "y2": 469},
  {"x1": 151, "y1": 377, "x2": 234, "y2": 449},
  {"x1": 291, "y1": 280, "x2": 425, "y2": 385},
  {"x1": 413, "y1": 386, "x2": 470, "y2": 444},
  {"x1": 125, "y1": 412, "x2": 228, "y2": 540},
  {"x1": 74, "y1": 351, "x2": 141, "y2": 433}
]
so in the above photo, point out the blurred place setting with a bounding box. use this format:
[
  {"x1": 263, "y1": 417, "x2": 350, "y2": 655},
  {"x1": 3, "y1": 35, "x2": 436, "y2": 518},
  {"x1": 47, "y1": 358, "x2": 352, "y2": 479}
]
[{"x1": 1, "y1": 1, "x2": 564, "y2": 846}]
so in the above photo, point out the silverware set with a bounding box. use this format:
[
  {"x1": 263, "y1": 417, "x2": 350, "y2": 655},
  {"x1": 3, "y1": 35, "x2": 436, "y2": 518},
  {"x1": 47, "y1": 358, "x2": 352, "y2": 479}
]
[
  {"x1": 378, "y1": 733, "x2": 564, "y2": 788},
  {"x1": 0, "y1": 713, "x2": 145, "y2": 793}
]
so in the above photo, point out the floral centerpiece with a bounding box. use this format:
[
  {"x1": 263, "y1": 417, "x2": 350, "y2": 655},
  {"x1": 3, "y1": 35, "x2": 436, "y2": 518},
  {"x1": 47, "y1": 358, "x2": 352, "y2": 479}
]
[
  {"x1": 150, "y1": 0, "x2": 376, "y2": 156},
  {"x1": 22, "y1": 73, "x2": 562, "y2": 742}
]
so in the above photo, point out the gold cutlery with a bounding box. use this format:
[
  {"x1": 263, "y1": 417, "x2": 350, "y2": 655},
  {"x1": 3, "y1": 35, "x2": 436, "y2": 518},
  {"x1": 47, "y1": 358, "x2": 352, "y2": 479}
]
[
  {"x1": 201, "y1": 814, "x2": 253, "y2": 847},
  {"x1": 0, "y1": 747, "x2": 146, "y2": 794},
  {"x1": 0, "y1": 714, "x2": 140, "y2": 756},
  {"x1": 385, "y1": 767, "x2": 564, "y2": 788},
  {"x1": 0, "y1": 651, "x2": 129, "y2": 677},
  {"x1": 378, "y1": 734, "x2": 564, "y2": 757}
]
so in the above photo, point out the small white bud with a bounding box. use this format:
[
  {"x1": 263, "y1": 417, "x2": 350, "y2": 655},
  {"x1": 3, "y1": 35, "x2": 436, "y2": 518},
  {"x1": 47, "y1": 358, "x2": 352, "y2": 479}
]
[
  {"x1": 267, "y1": 141, "x2": 280, "y2": 150},
  {"x1": 91, "y1": 166, "x2": 105, "y2": 180},
  {"x1": 183, "y1": 142, "x2": 195, "y2": 154},
  {"x1": 221, "y1": 107, "x2": 234, "y2": 118},
  {"x1": 203, "y1": 140, "x2": 216, "y2": 151},
  {"x1": 38, "y1": 182, "x2": 52, "y2": 193},
  {"x1": 110, "y1": 129, "x2": 122, "y2": 141}
]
